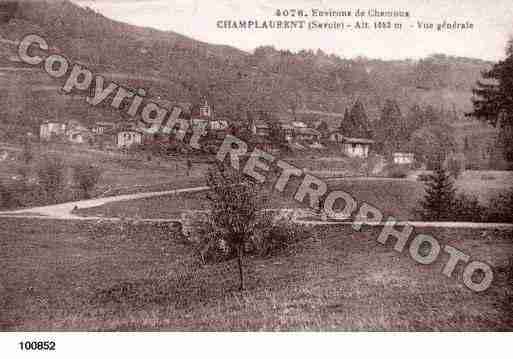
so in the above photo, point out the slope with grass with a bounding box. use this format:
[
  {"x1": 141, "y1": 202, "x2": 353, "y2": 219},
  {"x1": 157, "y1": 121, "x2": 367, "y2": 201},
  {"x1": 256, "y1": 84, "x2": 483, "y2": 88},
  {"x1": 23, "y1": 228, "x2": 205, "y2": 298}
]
[
  {"x1": 1, "y1": 218, "x2": 511, "y2": 330},
  {"x1": 0, "y1": 141, "x2": 209, "y2": 210}
]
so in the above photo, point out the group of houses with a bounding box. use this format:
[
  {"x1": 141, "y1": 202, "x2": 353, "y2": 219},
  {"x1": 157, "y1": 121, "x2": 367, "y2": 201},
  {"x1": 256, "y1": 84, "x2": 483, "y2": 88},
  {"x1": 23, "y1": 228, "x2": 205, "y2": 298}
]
[
  {"x1": 251, "y1": 118, "x2": 416, "y2": 163},
  {"x1": 250, "y1": 117, "x2": 379, "y2": 159},
  {"x1": 39, "y1": 100, "x2": 228, "y2": 150},
  {"x1": 38, "y1": 99, "x2": 414, "y2": 163},
  {"x1": 40, "y1": 119, "x2": 117, "y2": 146}
]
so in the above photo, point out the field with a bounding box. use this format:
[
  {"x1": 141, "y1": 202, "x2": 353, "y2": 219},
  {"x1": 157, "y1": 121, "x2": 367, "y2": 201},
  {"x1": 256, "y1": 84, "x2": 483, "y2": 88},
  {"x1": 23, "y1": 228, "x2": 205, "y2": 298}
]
[
  {"x1": 0, "y1": 142, "x2": 209, "y2": 197},
  {"x1": 4, "y1": 140, "x2": 511, "y2": 216},
  {"x1": 453, "y1": 171, "x2": 513, "y2": 203},
  {"x1": 75, "y1": 179, "x2": 425, "y2": 220},
  {"x1": 75, "y1": 172, "x2": 512, "y2": 221},
  {"x1": 0, "y1": 217, "x2": 511, "y2": 330}
]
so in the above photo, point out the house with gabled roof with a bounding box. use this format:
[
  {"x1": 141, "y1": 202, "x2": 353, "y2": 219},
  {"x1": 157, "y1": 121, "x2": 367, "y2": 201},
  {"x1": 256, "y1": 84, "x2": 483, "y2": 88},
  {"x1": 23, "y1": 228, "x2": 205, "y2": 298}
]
[
  {"x1": 116, "y1": 124, "x2": 144, "y2": 149},
  {"x1": 40, "y1": 121, "x2": 66, "y2": 141},
  {"x1": 295, "y1": 127, "x2": 321, "y2": 142},
  {"x1": 341, "y1": 137, "x2": 374, "y2": 158}
]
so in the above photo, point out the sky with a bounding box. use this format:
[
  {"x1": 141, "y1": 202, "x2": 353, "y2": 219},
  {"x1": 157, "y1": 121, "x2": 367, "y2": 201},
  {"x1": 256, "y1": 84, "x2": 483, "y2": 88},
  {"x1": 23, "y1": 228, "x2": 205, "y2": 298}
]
[{"x1": 74, "y1": 0, "x2": 513, "y2": 61}]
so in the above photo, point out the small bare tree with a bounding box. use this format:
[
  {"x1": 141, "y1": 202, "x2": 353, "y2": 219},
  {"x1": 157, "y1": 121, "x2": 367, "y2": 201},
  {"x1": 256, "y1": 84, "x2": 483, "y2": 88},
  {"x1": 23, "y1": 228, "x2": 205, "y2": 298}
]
[{"x1": 205, "y1": 164, "x2": 266, "y2": 290}]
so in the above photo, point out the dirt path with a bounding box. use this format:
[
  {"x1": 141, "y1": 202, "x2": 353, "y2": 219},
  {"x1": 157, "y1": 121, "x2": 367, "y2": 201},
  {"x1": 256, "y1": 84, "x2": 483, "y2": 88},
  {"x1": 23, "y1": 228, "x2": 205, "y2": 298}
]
[{"x1": 0, "y1": 186, "x2": 208, "y2": 219}]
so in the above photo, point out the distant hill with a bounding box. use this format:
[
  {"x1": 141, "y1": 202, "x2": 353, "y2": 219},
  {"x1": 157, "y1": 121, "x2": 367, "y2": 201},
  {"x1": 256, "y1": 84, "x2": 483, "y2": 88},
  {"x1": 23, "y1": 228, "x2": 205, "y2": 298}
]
[{"x1": 0, "y1": 0, "x2": 495, "y2": 140}]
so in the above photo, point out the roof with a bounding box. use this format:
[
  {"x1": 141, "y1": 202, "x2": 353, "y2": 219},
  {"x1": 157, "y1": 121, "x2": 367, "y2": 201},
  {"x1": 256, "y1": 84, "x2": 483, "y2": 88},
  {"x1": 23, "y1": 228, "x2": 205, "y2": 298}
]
[
  {"x1": 67, "y1": 119, "x2": 82, "y2": 126},
  {"x1": 117, "y1": 124, "x2": 144, "y2": 135},
  {"x1": 117, "y1": 129, "x2": 144, "y2": 136},
  {"x1": 309, "y1": 142, "x2": 325, "y2": 149},
  {"x1": 94, "y1": 122, "x2": 115, "y2": 127},
  {"x1": 297, "y1": 128, "x2": 321, "y2": 136},
  {"x1": 67, "y1": 123, "x2": 89, "y2": 132},
  {"x1": 280, "y1": 124, "x2": 295, "y2": 130},
  {"x1": 68, "y1": 128, "x2": 93, "y2": 137},
  {"x1": 253, "y1": 120, "x2": 269, "y2": 128},
  {"x1": 343, "y1": 137, "x2": 374, "y2": 144},
  {"x1": 68, "y1": 129, "x2": 88, "y2": 134},
  {"x1": 42, "y1": 121, "x2": 65, "y2": 125},
  {"x1": 292, "y1": 121, "x2": 308, "y2": 128}
]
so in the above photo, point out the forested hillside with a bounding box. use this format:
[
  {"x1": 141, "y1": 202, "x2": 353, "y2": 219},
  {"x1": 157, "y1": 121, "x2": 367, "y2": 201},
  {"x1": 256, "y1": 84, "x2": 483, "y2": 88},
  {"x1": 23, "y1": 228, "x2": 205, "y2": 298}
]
[{"x1": 0, "y1": 0, "x2": 494, "y2": 139}]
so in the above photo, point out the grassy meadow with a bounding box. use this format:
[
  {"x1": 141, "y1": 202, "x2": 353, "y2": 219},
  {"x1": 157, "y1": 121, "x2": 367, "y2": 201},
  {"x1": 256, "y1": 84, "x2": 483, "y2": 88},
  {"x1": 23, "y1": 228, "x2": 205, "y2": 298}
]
[
  {"x1": 1, "y1": 217, "x2": 511, "y2": 331},
  {"x1": 0, "y1": 142, "x2": 208, "y2": 198}
]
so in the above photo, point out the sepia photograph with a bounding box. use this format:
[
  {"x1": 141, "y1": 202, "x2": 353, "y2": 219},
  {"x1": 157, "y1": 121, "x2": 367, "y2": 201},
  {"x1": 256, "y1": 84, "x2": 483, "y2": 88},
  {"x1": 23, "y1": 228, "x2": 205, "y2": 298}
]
[{"x1": 0, "y1": 0, "x2": 512, "y2": 355}]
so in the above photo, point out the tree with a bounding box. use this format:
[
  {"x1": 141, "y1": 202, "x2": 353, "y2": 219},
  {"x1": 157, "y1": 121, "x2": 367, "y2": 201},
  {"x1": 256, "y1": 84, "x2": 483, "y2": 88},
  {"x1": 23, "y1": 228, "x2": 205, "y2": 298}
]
[
  {"x1": 21, "y1": 137, "x2": 33, "y2": 164},
  {"x1": 316, "y1": 121, "x2": 330, "y2": 138},
  {"x1": 496, "y1": 124, "x2": 513, "y2": 164},
  {"x1": 405, "y1": 104, "x2": 425, "y2": 138},
  {"x1": 0, "y1": 1, "x2": 18, "y2": 23},
  {"x1": 416, "y1": 165, "x2": 456, "y2": 221},
  {"x1": 346, "y1": 99, "x2": 373, "y2": 138},
  {"x1": 410, "y1": 124, "x2": 456, "y2": 169},
  {"x1": 415, "y1": 55, "x2": 452, "y2": 89},
  {"x1": 339, "y1": 108, "x2": 350, "y2": 135},
  {"x1": 486, "y1": 187, "x2": 513, "y2": 223},
  {"x1": 205, "y1": 165, "x2": 266, "y2": 290},
  {"x1": 423, "y1": 105, "x2": 442, "y2": 127},
  {"x1": 375, "y1": 99, "x2": 404, "y2": 154},
  {"x1": 72, "y1": 164, "x2": 102, "y2": 199},
  {"x1": 471, "y1": 38, "x2": 513, "y2": 161}
]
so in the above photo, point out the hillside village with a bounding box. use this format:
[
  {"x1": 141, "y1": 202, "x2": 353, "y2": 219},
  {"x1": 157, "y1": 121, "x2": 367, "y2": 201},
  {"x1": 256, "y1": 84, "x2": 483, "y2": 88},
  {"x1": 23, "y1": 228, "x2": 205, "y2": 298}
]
[
  {"x1": 33, "y1": 95, "x2": 507, "y2": 174},
  {"x1": 0, "y1": 1, "x2": 508, "y2": 174},
  {"x1": 37, "y1": 99, "x2": 379, "y2": 160}
]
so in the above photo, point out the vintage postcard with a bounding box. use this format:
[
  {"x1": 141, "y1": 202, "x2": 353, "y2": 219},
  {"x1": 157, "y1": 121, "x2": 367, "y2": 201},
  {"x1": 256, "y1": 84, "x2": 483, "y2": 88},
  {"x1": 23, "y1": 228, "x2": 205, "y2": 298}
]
[{"x1": 0, "y1": 0, "x2": 512, "y2": 355}]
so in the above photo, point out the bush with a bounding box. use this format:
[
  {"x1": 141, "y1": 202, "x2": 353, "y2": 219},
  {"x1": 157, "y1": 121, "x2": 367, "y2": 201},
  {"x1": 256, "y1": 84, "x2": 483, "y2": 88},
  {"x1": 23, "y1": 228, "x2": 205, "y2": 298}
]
[
  {"x1": 0, "y1": 181, "x2": 20, "y2": 209},
  {"x1": 203, "y1": 144, "x2": 218, "y2": 154},
  {"x1": 451, "y1": 193, "x2": 486, "y2": 222},
  {"x1": 383, "y1": 163, "x2": 408, "y2": 178},
  {"x1": 37, "y1": 156, "x2": 65, "y2": 203},
  {"x1": 253, "y1": 213, "x2": 311, "y2": 257},
  {"x1": 0, "y1": 179, "x2": 44, "y2": 209},
  {"x1": 485, "y1": 189, "x2": 513, "y2": 223},
  {"x1": 187, "y1": 210, "x2": 311, "y2": 263},
  {"x1": 417, "y1": 173, "x2": 431, "y2": 182},
  {"x1": 72, "y1": 163, "x2": 102, "y2": 199},
  {"x1": 181, "y1": 210, "x2": 229, "y2": 263}
]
